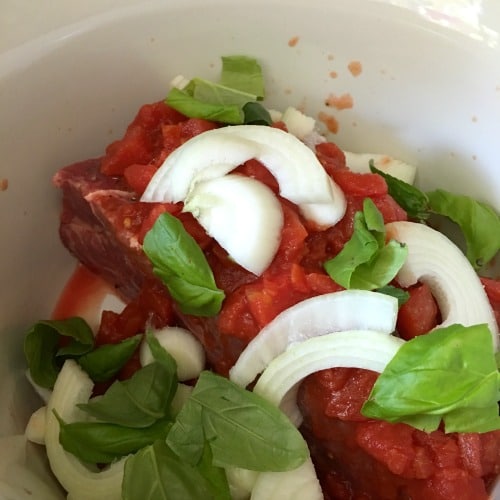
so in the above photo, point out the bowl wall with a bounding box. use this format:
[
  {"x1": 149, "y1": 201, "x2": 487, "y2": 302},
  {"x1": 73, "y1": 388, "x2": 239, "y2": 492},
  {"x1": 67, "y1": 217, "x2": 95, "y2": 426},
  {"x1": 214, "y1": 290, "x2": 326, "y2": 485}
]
[{"x1": 0, "y1": 0, "x2": 499, "y2": 496}]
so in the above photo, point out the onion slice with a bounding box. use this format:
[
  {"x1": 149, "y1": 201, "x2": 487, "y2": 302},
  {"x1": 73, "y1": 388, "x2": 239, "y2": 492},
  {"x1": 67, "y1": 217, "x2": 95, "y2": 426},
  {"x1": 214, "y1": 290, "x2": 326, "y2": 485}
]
[
  {"x1": 253, "y1": 330, "x2": 404, "y2": 426},
  {"x1": 183, "y1": 174, "x2": 284, "y2": 275},
  {"x1": 386, "y1": 221, "x2": 498, "y2": 350},
  {"x1": 229, "y1": 290, "x2": 398, "y2": 388},
  {"x1": 45, "y1": 360, "x2": 125, "y2": 500},
  {"x1": 141, "y1": 125, "x2": 346, "y2": 227}
]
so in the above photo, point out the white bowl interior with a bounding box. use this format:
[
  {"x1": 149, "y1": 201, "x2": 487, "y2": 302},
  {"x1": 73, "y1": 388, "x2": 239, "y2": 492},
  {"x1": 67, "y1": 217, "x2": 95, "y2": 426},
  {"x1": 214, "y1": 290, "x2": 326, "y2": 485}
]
[{"x1": 0, "y1": 0, "x2": 498, "y2": 496}]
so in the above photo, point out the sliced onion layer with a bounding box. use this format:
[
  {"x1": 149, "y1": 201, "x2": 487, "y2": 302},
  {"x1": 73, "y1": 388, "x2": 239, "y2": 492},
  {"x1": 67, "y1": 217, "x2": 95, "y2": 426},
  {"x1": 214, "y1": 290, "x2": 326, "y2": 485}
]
[
  {"x1": 229, "y1": 290, "x2": 398, "y2": 388},
  {"x1": 386, "y1": 221, "x2": 498, "y2": 350},
  {"x1": 141, "y1": 125, "x2": 346, "y2": 227},
  {"x1": 183, "y1": 174, "x2": 284, "y2": 275},
  {"x1": 45, "y1": 360, "x2": 125, "y2": 500},
  {"x1": 250, "y1": 457, "x2": 323, "y2": 500},
  {"x1": 253, "y1": 330, "x2": 404, "y2": 426}
]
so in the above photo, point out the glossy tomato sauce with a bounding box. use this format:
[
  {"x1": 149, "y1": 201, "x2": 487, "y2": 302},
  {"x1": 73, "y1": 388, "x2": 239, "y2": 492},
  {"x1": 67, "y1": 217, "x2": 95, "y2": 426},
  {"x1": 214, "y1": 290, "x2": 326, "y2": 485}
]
[{"x1": 53, "y1": 101, "x2": 500, "y2": 499}]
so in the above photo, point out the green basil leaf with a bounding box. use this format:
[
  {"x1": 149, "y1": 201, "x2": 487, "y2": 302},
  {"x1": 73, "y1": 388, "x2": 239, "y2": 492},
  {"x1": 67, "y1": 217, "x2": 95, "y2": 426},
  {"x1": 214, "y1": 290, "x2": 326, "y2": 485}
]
[
  {"x1": 145, "y1": 331, "x2": 179, "y2": 405},
  {"x1": 77, "y1": 334, "x2": 141, "y2": 382},
  {"x1": 323, "y1": 211, "x2": 379, "y2": 288},
  {"x1": 167, "y1": 371, "x2": 308, "y2": 472},
  {"x1": 143, "y1": 213, "x2": 225, "y2": 317},
  {"x1": 219, "y1": 55, "x2": 265, "y2": 98},
  {"x1": 376, "y1": 285, "x2": 410, "y2": 307},
  {"x1": 370, "y1": 162, "x2": 430, "y2": 220},
  {"x1": 122, "y1": 440, "x2": 221, "y2": 500},
  {"x1": 426, "y1": 189, "x2": 500, "y2": 269},
  {"x1": 243, "y1": 101, "x2": 272, "y2": 125},
  {"x1": 324, "y1": 200, "x2": 407, "y2": 290},
  {"x1": 361, "y1": 324, "x2": 500, "y2": 433},
  {"x1": 78, "y1": 361, "x2": 176, "y2": 428},
  {"x1": 195, "y1": 443, "x2": 232, "y2": 500},
  {"x1": 165, "y1": 56, "x2": 265, "y2": 125},
  {"x1": 350, "y1": 239, "x2": 408, "y2": 290},
  {"x1": 166, "y1": 88, "x2": 244, "y2": 124},
  {"x1": 363, "y1": 197, "x2": 385, "y2": 235},
  {"x1": 166, "y1": 398, "x2": 205, "y2": 465},
  {"x1": 24, "y1": 317, "x2": 94, "y2": 389},
  {"x1": 56, "y1": 412, "x2": 172, "y2": 464},
  {"x1": 186, "y1": 78, "x2": 256, "y2": 107}
]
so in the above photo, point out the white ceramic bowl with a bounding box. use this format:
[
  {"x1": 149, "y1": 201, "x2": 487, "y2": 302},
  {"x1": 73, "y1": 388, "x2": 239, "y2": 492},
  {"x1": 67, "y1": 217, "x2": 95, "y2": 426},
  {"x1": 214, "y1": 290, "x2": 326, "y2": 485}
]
[{"x1": 1, "y1": 0, "x2": 499, "y2": 498}]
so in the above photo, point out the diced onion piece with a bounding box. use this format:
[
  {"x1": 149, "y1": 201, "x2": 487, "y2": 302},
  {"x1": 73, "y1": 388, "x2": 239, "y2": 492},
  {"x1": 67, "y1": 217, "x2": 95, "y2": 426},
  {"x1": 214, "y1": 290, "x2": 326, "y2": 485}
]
[
  {"x1": 141, "y1": 125, "x2": 346, "y2": 227},
  {"x1": 250, "y1": 457, "x2": 323, "y2": 500},
  {"x1": 344, "y1": 151, "x2": 417, "y2": 185},
  {"x1": 25, "y1": 406, "x2": 47, "y2": 445},
  {"x1": 386, "y1": 221, "x2": 499, "y2": 350},
  {"x1": 45, "y1": 360, "x2": 125, "y2": 500},
  {"x1": 140, "y1": 326, "x2": 206, "y2": 381},
  {"x1": 281, "y1": 107, "x2": 316, "y2": 140},
  {"x1": 183, "y1": 174, "x2": 284, "y2": 275},
  {"x1": 225, "y1": 466, "x2": 260, "y2": 500},
  {"x1": 254, "y1": 331, "x2": 404, "y2": 426},
  {"x1": 229, "y1": 290, "x2": 398, "y2": 388},
  {"x1": 267, "y1": 109, "x2": 283, "y2": 122},
  {"x1": 170, "y1": 74, "x2": 190, "y2": 90}
]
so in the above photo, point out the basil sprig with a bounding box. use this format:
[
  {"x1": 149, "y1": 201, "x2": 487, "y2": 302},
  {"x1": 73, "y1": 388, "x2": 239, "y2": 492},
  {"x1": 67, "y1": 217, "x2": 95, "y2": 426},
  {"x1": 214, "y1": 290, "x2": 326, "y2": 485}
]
[
  {"x1": 166, "y1": 55, "x2": 271, "y2": 125},
  {"x1": 143, "y1": 212, "x2": 225, "y2": 317},
  {"x1": 370, "y1": 162, "x2": 500, "y2": 269},
  {"x1": 324, "y1": 198, "x2": 408, "y2": 290},
  {"x1": 362, "y1": 323, "x2": 500, "y2": 433},
  {"x1": 78, "y1": 334, "x2": 178, "y2": 428},
  {"x1": 23, "y1": 317, "x2": 141, "y2": 389},
  {"x1": 24, "y1": 318, "x2": 94, "y2": 389},
  {"x1": 54, "y1": 334, "x2": 308, "y2": 498}
]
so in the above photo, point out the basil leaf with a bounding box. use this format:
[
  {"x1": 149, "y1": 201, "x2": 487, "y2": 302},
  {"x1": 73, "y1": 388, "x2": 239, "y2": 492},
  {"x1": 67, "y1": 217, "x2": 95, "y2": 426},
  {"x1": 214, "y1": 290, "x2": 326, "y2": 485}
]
[
  {"x1": 78, "y1": 362, "x2": 176, "y2": 428},
  {"x1": 122, "y1": 440, "x2": 222, "y2": 500},
  {"x1": 324, "y1": 199, "x2": 407, "y2": 290},
  {"x1": 143, "y1": 213, "x2": 225, "y2": 317},
  {"x1": 376, "y1": 285, "x2": 410, "y2": 307},
  {"x1": 195, "y1": 443, "x2": 232, "y2": 500},
  {"x1": 167, "y1": 371, "x2": 308, "y2": 472},
  {"x1": 219, "y1": 55, "x2": 265, "y2": 98},
  {"x1": 361, "y1": 324, "x2": 500, "y2": 433},
  {"x1": 350, "y1": 239, "x2": 408, "y2": 290},
  {"x1": 145, "y1": 331, "x2": 179, "y2": 405},
  {"x1": 370, "y1": 162, "x2": 430, "y2": 220},
  {"x1": 243, "y1": 101, "x2": 272, "y2": 125},
  {"x1": 323, "y1": 211, "x2": 379, "y2": 288},
  {"x1": 165, "y1": 55, "x2": 265, "y2": 125},
  {"x1": 166, "y1": 88, "x2": 244, "y2": 125},
  {"x1": 427, "y1": 189, "x2": 500, "y2": 269},
  {"x1": 56, "y1": 413, "x2": 172, "y2": 464},
  {"x1": 24, "y1": 317, "x2": 94, "y2": 389},
  {"x1": 186, "y1": 78, "x2": 256, "y2": 107},
  {"x1": 77, "y1": 334, "x2": 141, "y2": 382},
  {"x1": 166, "y1": 397, "x2": 206, "y2": 465}
]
